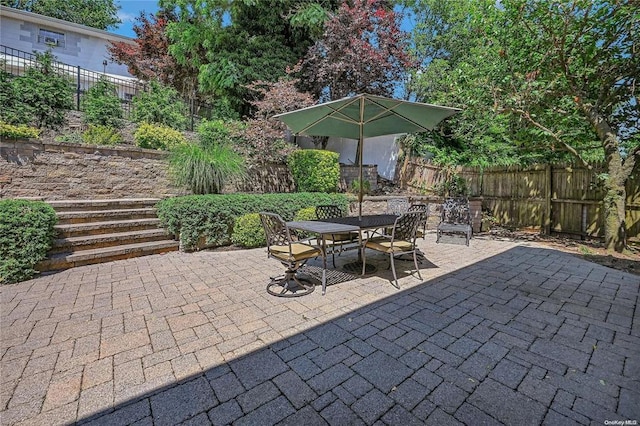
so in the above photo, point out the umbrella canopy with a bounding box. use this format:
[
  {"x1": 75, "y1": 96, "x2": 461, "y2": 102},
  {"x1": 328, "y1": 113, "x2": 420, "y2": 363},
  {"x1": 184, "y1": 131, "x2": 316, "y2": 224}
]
[{"x1": 274, "y1": 93, "x2": 461, "y2": 217}]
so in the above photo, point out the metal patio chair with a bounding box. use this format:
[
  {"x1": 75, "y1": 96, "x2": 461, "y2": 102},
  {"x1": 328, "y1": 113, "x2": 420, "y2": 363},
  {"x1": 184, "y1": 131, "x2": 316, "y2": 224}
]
[
  {"x1": 315, "y1": 205, "x2": 357, "y2": 267},
  {"x1": 436, "y1": 197, "x2": 472, "y2": 246},
  {"x1": 260, "y1": 212, "x2": 321, "y2": 297},
  {"x1": 361, "y1": 210, "x2": 425, "y2": 288}
]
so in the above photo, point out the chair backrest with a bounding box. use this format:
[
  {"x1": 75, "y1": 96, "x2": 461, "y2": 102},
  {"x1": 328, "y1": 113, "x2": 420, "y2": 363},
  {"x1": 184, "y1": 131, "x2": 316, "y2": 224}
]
[
  {"x1": 259, "y1": 212, "x2": 292, "y2": 250},
  {"x1": 316, "y1": 205, "x2": 344, "y2": 220},
  {"x1": 440, "y1": 198, "x2": 470, "y2": 225},
  {"x1": 387, "y1": 198, "x2": 410, "y2": 215},
  {"x1": 408, "y1": 203, "x2": 428, "y2": 214},
  {"x1": 391, "y1": 211, "x2": 424, "y2": 243}
]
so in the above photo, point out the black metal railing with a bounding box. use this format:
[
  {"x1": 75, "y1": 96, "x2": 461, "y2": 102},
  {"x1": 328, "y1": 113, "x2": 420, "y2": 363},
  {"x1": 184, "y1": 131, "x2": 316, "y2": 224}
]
[{"x1": 1, "y1": 45, "x2": 146, "y2": 118}]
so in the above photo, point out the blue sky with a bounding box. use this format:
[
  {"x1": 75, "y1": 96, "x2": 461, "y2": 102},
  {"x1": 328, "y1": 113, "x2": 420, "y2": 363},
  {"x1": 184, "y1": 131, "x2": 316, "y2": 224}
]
[{"x1": 115, "y1": 1, "x2": 160, "y2": 38}]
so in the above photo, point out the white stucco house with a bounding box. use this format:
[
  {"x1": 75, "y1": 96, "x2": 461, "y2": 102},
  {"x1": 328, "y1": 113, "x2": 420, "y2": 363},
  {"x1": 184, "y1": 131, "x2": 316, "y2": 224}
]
[{"x1": 0, "y1": 5, "x2": 140, "y2": 100}]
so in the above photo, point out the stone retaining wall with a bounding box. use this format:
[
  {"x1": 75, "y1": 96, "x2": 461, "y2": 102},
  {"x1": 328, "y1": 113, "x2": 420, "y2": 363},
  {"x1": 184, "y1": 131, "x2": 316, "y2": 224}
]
[{"x1": 0, "y1": 139, "x2": 188, "y2": 200}]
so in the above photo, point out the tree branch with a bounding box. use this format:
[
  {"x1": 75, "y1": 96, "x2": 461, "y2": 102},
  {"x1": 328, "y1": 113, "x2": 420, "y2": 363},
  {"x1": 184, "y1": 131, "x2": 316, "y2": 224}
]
[{"x1": 506, "y1": 107, "x2": 591, "y2": 168}]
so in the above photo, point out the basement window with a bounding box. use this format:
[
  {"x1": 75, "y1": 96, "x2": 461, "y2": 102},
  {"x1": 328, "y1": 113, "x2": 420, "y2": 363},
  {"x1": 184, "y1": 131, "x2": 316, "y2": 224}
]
[{"x1": 38, "y1": 29, "x2": 65, "y2": 48}]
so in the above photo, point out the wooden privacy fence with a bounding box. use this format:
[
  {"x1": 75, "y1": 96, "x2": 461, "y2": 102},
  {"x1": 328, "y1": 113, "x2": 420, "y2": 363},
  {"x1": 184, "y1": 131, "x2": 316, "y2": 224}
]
[{"x1": 399, "y1": 158, "x2": 640, "y2": 242}]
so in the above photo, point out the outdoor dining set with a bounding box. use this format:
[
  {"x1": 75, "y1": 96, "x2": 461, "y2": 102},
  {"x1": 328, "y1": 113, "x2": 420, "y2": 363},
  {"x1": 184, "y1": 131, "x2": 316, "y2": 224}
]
[{"x1": 259, "y1": 197, "x2": 473, "y2": 298}]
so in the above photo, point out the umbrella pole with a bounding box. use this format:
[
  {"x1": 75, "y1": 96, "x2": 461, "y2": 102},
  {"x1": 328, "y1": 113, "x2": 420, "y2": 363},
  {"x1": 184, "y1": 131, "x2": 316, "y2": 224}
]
[{"x1": 358, "y1": 97, "x2": 365, "y2": 220}]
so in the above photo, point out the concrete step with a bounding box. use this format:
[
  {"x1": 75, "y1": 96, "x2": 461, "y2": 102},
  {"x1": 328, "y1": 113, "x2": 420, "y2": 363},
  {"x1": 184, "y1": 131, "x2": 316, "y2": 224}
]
[
  {"x1": 37, "y1": 240, "x2": 180, "y2": 272},
  {"x1": 56, "y1": 208, "x2": 158, "y2": 225},
  {"x1": 49, "y1": 229, "x2": 172, "y2": 254},
  {"x1": 47, "y1": 198, "x2": 161, "y2": 212},
  {"x1": 55, "y1": 218, "x2": 163, "y2": 238}
]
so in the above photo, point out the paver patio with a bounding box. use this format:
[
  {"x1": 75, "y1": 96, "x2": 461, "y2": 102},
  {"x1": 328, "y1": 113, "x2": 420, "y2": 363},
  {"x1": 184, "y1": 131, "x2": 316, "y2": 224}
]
[{"x1": 1, "y1": 235, "x2": 638, "y2": 425}]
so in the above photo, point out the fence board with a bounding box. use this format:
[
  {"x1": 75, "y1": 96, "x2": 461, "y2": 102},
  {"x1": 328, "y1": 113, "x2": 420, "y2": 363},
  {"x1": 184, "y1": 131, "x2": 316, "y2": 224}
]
[{"x1": 397, "y1": 156, "x2": 639, "y2": 241}]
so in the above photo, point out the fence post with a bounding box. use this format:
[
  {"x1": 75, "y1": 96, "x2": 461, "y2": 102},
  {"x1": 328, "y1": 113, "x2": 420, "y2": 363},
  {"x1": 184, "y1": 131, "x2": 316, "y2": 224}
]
[
  {"x1": 544, "y1": 163, "x2": 552, "y2": 235},
  {"x1": 76, "y1": 66, "x2": 81, "y2": 111}
]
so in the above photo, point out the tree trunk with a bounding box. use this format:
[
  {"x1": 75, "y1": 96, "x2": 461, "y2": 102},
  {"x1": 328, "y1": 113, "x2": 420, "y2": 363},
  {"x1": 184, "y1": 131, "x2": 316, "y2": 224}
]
[
  {"x1": 579, "y1": 101, "x2": 633, "y2": 252},
  {"x1": 602, "y1": 156, "x2": 627, "y2": 252}
]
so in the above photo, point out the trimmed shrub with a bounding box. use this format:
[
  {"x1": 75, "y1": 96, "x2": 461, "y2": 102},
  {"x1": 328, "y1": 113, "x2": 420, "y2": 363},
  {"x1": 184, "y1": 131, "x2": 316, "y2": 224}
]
[
  {"x1": 156, "y1": 193, "x2": 350, "y2": 251},
  {"x1": 82, "y1": 77, "x2": 123, "y2": 127},
  {"x1": 134, "y1": 122, "x2": 187, "y2": 150},
  {"x1": 231, "y1": 213, "x2": 265, "y2": 248},
  {"x1": 288, "y1": 149, "x2": 340, "y2": 193},
  {"x1": 0, "y1": 122, "x2": 41, "y2": 139},
  {"x1": 293, "y1": 206, "x2": 318, "y2": 239},
  {"x1": 82, "y1": 125, "x2": 123, "y2": 146},
  {"x1": 0, "y1": 199, "x2": 57, "y2": 284},
  {"x1": 294, "y1": 207, "x2": 317, "y2": 221},
  {"x1": 131, "y1": 81, "x2": 188, "y2": 130}
]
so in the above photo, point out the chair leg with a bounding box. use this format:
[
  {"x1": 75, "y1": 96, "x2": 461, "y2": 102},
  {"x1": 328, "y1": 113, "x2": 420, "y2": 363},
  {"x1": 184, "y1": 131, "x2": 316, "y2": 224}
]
[
  {"x1": 389, "y1": 252, "x2": 399, "y2": 289},
  {"x1": 361, "y1": 246, "x2": 367, "y2": 275},
  {"x1": 413, "y1": 250, "x2": 422, "y2": 281}
]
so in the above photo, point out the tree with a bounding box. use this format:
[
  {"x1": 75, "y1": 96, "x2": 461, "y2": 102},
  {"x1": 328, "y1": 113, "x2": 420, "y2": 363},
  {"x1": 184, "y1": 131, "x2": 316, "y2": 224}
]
[
  {"x1": 108, "y1": 10, "x2": 198, "y2": 102},
  {"x1": 10, "y1": 51, "x2": 74, "y2": 129},
  {"x1": 158, "y1": 0, "x2": 322, "y2": 116},
  {"x1": 406, "y1": 0, "x2": 639, "y2": 252},
  {"x1": 2, "y1": 0, "x2": 120, "y2": 30},
  {"x1": 131, "y1": 81, "x2": 188, "y2": 130},
  {"x1": 236, "y1": 74, "x2": 316, "y2": 165},
  {"x1": 299, "y1": 0, "x2": 414, "y2": 101},
  {"x1": 82, "y1": 76, "x2": 123, "y2": 128}
]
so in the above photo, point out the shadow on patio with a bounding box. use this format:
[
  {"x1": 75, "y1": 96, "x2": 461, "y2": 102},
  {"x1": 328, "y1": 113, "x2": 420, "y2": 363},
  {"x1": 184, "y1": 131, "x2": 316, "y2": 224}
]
[{"x1": 72, "y1": 246, "x2": 640, "y2": 425}]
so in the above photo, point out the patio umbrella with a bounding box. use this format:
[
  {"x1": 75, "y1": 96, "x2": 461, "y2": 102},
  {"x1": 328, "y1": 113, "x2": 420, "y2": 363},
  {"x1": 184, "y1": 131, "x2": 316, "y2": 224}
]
[{"x1": 273, "y1": 93, "x2": 461, "y2": 218}]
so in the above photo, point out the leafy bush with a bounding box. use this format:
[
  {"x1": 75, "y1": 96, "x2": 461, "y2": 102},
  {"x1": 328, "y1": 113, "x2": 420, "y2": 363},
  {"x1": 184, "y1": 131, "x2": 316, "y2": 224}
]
[
  {"x1": 231, "y1": 213, "x2": 265, "y2": 248},
  {"x1": 132, "y1": 81, "x2": 188, "y2": 130},
  {"x1": 293, "y1": 206, "x2": 318, "y2": 238},
  {"x1": 134, "y1": 122, "x2": 187, "y2": 150},
  {"x1": 82, "y1": 77, "x2": 123, "y2": 127},
  {"x1": 11, "y1": 51, "x2": 74, "y2": 129},
  {"x1": 156, "y1": 193, "x2": 350, "y2": 250},
  {"x1": 198, "y1": 119, "x2": 244, "y2": 149},
  {"x1": 55, "y1": 131, "x2": 84, "y2": 144},
  {"x1": 349, "y1": 179, "x2": 371, "y2": 195},
  {"x1": 82, "y1": 125, "x2": 123, "y2": 146},
  {"x1": 0, "y1": 199, "x2": 57, "y2": 284},
  {"x1": 0, "y1": 122, "x2": 41, "y2": 139},
  {"x1": 168, "y1": 142, "x2": 245, "y2": 194},
  {"x1": 288, "y1": 149, "x2": 340, "y2": 193},
  {"x1": 0, "y1": 70, "x2": 30, "y2": 125}
]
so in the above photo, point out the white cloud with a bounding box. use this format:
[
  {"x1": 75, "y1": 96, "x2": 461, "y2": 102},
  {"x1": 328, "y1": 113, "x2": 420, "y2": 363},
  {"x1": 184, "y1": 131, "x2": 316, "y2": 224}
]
[{"x1": 117, "y1": 11, "x2": 137, "y2": 23}]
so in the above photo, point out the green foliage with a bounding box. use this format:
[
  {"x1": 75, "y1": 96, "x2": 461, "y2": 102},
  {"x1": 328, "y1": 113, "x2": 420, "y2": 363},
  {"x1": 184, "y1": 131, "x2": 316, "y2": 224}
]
[
  {"x1": 348, "y1": 179, "x2": 371, "y2": 195},
  {"x1": 82, "y1": 125, "x2": 123, "y2": 146},
  {"x1": 288, "y1": 149, "x2": 340, "y2": 193},
  {"x1": 55, "y1": 131, "x2": 84, "y2": 144},
  {"x1": 4, "y1": 0, "x2": 121, "y2": 30},
  {"x1": 156, "y1": 193, "x2": 350, "y2": 250},
  {"x1": 292, "y1": 207, "x2": 318, "y2": 238},
  {"x1": 197, "y1": 119, "x2": 244, "y2": 149},
  {"x1": 131, "y1": 81, "x2": 188, "y2": 130},
  {"x1": 231, "y1": 213, "x2": 265, "y2": 248},
  {"x1": 433, "y1": 172, "x2": 468, "y2": 197},
  {"x1": 0, "y1": 70, "x2": 30, "y2": 125},
  {"x1": 82, "y1": 77, "x2": 123, "y2": 127},
  {"x1": 0, "y1": 122, "x2": 40, "y2": 139},
  {"x1": 9, "y1": 51, "x2": 74, "y2": 129},
  {"x1": 160, "y1": 0, "x2": 322, "y2": 116},
  {"x1": 0, "y1": 199, "x2": 57, "y2": 284},
  {"x1": 134, "y1": 122, "x2": 187, "y2": 150},
  {"x1": 168, "y1": 142, "x2": 245, "y2": 194}
]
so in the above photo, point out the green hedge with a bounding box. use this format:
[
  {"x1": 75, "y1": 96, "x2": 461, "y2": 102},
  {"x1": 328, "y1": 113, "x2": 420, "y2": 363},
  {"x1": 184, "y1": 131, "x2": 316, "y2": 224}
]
[
  {"x1": 288, "y1": 149, "x2": 340, "y2": 193},
  {"x1": 157, "y1": 193, "x2": 350, "y2": 250},
  {"x1": 0, "y1": 199, "x2": 57, "y2": 284},
  {"x1": 134, "y1": 122, "x2": 187, "y2": 150},
  {"x1": 231, "y1": 213, "x2": 265, "y2": 248}
]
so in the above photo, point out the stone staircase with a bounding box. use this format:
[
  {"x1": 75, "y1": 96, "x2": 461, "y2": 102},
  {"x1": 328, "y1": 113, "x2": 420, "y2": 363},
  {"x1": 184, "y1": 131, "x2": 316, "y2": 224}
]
[{"x1": 37, "y1": 198, "x2": 179, "y2": 272}]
